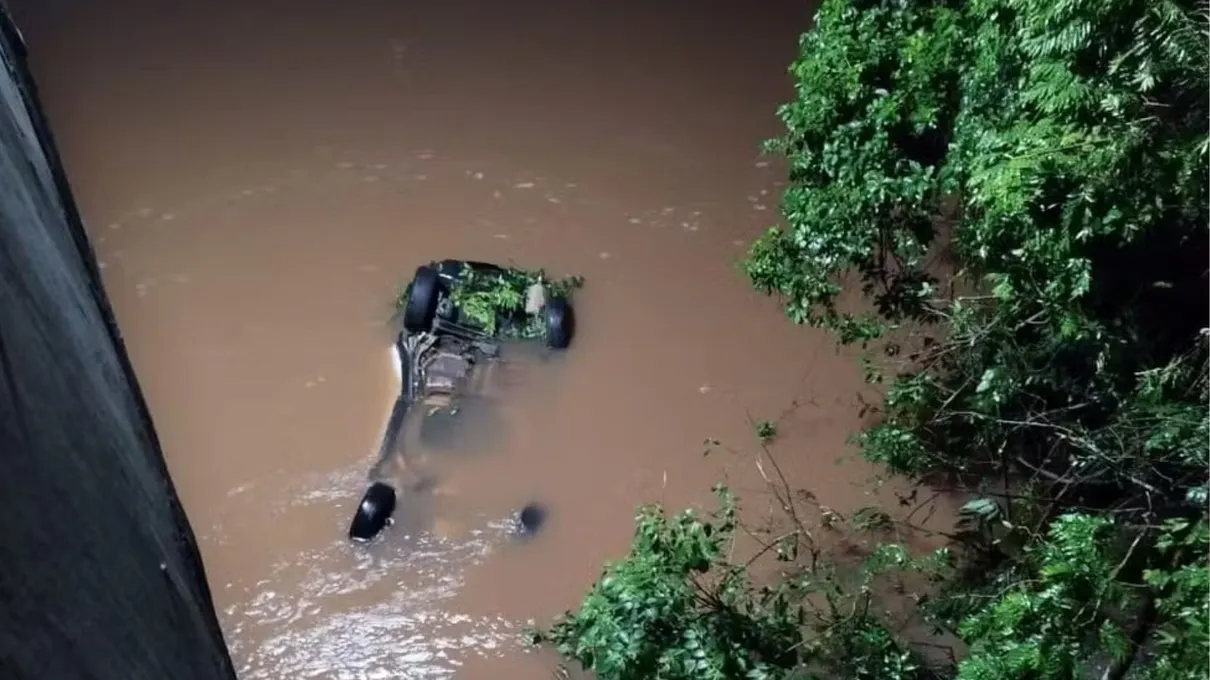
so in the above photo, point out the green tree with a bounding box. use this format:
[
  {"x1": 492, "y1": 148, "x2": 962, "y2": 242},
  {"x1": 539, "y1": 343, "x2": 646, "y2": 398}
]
[
  {"x1": 535, "y1": 486, "x2": 936, "y2": 680},
  {"x1": 746, "y1": 0, "x2": 1210, "y2": 675},
  {"x1": 542, "y1": 0, "x2": 1210, "y2": 677},
  {"x1": 533, "y1": 487, "x2": 802, "y2": 680}
]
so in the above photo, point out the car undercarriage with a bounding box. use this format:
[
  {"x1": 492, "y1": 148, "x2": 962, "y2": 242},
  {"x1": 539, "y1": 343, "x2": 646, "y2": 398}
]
[{"x1": 347, "y1": 259, "x2": 578, "y2": 543}]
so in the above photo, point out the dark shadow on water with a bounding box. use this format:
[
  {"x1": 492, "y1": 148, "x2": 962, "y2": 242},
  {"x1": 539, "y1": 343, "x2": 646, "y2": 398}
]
[
  {"x1": 414, "y1": 340, "x2": 572, "y2": 454},
  {"x1": 506, "y1": 339, "x2": 574, "y2": 367},
  {"x1": 418, "y1": 394, "x2": 506, "y2": 456},
  {"x1": 387, "y1": 488, "x2": 440, "y2": 542}
]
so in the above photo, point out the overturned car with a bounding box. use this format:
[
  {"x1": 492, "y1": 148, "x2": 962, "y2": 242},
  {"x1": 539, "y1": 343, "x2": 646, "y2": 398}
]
[{"x1": 347, "y1": 259, "x2": 579, "y2": 543}]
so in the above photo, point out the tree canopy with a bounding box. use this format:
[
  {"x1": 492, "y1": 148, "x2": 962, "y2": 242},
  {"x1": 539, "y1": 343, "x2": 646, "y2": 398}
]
[{"x1": 539, "y1": 0, "x2": 1209, "y2": 677}]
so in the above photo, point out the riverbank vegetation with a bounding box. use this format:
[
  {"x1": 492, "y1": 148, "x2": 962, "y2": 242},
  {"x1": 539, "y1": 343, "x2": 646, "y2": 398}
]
[{"x1": 534, "y1": 0, "x2": 1209, "y2": 677}]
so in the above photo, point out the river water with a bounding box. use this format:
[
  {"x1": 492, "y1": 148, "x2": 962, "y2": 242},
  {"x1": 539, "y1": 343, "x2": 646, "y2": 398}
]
[{"x1": 8, "y1": 1, "x2": 931, "y2": 677}]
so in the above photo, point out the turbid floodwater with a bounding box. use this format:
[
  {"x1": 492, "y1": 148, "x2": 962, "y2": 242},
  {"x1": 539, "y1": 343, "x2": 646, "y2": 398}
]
[{"x1": 7, "y1": 1, "x2": 951, "y2": 677}]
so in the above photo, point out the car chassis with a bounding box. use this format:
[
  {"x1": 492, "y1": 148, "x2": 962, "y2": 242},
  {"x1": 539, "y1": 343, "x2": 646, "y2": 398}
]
[{"x1": 348, "y1": 259, "x2": 576, "y2": 542}]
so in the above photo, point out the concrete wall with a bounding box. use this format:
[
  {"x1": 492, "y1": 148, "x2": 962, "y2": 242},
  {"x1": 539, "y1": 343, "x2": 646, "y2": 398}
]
[{"x1": 0, "y1": 6, "x2": 237, "y2": 679}]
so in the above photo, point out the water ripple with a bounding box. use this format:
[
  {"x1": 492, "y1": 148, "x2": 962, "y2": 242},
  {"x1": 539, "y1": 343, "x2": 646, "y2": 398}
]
[{"x1": 220, "y1": 462, "x2": 525, "y2": 679}]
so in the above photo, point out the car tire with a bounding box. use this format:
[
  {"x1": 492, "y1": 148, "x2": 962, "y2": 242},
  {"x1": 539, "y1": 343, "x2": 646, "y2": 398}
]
[
  {"x1": 516, "y1": 502, "x2": 547, "y2": 538},
  {"x1": 403, "y1": 266, "x2": 441, "y2": 333},
  {"x1": 348, "y1": 482, "x2": 397, "y2": 542},
  {"x1": 544, "y1": 297, "x2": 574, "y2": 349}
]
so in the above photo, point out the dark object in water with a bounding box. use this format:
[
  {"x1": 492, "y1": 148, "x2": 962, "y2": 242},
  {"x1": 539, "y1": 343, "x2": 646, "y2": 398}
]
[
  {"x1": 348, "y1": 482, "x2": 397, "y2": 542},
  {"x1": 543, "y1": 296, "x2": 574, "y2": 349},
  {"x1": 515, "y1": 502, "x2": 547, "y2": 537},
  {"x1": 402, "y1": 265, "x2": 441, "y2": 333}
]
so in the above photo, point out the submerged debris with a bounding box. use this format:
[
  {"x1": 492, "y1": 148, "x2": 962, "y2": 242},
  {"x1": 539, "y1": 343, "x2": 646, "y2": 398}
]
[{"x1": 515, "y1": 503, "x2": 547, "y2": 538}]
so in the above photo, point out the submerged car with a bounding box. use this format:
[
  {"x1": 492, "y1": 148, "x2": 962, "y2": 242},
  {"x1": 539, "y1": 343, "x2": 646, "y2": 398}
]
[{"x1": 348, "y1": 259, "x2": 578, "y2": 542}]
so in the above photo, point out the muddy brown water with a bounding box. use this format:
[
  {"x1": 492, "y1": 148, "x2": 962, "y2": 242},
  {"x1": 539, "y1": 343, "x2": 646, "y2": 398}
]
[{"x1": 9, "y1": 1, "x2": 954, "y2": 677}]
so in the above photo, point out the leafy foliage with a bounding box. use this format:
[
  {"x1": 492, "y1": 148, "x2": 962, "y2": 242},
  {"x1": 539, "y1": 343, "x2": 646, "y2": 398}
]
[
  {"x1": 746, "y1": 0, "x2": 1209, "y2": 676},
  {"x1": 535, "y1": 486, "x2": 936, "y2": 680},
  {"x1": 395, "y1": 263, "x2": 582, "y2": 336},
  {"x1": 756, "y1": 420, "x2": 779, "y2": 443},
  {"x1": 534, "y1": 487, "x2": 798, "y2": 680},
  {"x1": 543, "y1": 0, "x2": 1208, "y2": 677}
]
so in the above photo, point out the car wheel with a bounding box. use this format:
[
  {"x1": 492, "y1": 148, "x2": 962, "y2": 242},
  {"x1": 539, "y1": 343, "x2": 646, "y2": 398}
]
[
  {"x1": 544, "y1": 297, "x2": 574, "y2": 349},
  {"x1": 348, "y1": 482, "x2": 397, "y2": 542},
  {"x1": 516, "y1": 502, "x2": 547, "y2": 538},
  {"x1": 403, "y1": 266, "x2": 441, "y2": 333}
]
